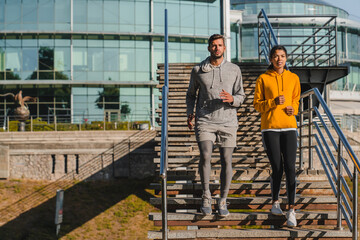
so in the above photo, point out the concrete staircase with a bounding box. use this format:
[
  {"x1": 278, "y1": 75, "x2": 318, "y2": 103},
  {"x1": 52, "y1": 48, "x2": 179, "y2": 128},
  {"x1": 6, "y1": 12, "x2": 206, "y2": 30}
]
[{"x1": 148, "y1": 63, "x2": 353, "y2": 239}]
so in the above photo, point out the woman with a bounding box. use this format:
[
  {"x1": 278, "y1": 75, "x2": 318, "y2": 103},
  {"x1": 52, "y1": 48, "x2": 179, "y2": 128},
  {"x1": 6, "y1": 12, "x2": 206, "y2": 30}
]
[{"x1": 253, "y1": 45, "x2": 300, "y2": 227}]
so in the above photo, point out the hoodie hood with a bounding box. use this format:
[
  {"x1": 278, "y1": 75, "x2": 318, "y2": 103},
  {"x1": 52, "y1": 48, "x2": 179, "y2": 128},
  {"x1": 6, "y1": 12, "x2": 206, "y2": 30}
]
[
  {"x1": 199, "y1": 56, "x2": 227, "y2": 88},
  {"x1": 264, "y1": 68, "x2": 291, "y2": 95}
]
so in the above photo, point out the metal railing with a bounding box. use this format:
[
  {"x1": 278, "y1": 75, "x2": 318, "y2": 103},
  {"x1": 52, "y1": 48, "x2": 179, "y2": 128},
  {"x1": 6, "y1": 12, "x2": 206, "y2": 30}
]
[
  {"x1": 258, "y1": 9, "x2": 338, "y2": 67},
  {"x1": 0, "y1": 113, "x2": 151, "y2": 132},
  {"x1": 299, "y1": 88, "x2": 359, "y2": 239},
  {"x1": 159, "y1": 9, "x2": 169, "y2": 240}
]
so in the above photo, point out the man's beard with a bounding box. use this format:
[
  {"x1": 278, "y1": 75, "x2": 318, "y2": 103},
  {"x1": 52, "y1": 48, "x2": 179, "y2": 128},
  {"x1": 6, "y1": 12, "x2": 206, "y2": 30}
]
[{"x1": 211, "y1": 53, "x2": 223, "y2": 59}]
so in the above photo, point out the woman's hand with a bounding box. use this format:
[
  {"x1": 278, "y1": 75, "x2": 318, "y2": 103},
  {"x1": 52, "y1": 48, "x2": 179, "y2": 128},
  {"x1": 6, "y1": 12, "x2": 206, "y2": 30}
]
[
  {"x1": 275, "y1": 95, "x2": 285, "y2": 105},
  {"x1": 285, "y1": 106, "x2": 294, "y2": 116}
]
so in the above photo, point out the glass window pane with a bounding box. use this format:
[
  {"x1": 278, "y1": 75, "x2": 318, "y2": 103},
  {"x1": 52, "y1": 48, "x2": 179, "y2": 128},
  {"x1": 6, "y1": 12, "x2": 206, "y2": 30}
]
[
  {"x1": 23, "y1": 0, "x2": 38, "y2": 23},
  {"x1": 39, "y1": 0, "x2": 54, "y2": 23},
  {"x1": 55, "y1": 0, "x2": 70, "y2": 26},
  {"x1": 74, "y1": 0, "x2": 87, "y2": 24},
  {"x1": 55, "y1": 47, "x2": 70, "y2": 72},
  {"x1": 104, "y1": 48, "x2": 119, "y2": 71},
  {"x1": 39, "y1": 47, "x2": 54, "y2": 70},
  {"x1": 120, "y1": 1, "x2": 135, "y2": 32},
  {"x1": 5, "y1": 0, "x2": 21, "y2": 23},
  {"x1": 119, "y1": 49, "x2": 135, "y2": 71},
  {"x1": 88, "y1": 0, "x2": 103, "y2": 23},
  {"x1": 22, "y1": 48, "x2": 38, "y2": 72},
  {"x1": 73, "y1": 48, "x2": 88, "y2": 71},
  {"x1": 6, "y1": 48, "x2": 21, "y2": 72},
  {"x1": 88, "y1": 48, "x2": 103, "y2": 71},
  {"x1": 135, "y1": 1, "x2": 149, "y2": 31},
  {"x1": 104, "y1": 0, "x2": 119, "y2": 24}
]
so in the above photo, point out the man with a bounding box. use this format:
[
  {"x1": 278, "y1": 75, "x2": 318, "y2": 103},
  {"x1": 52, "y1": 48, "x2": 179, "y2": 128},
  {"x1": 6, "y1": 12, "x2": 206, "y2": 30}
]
[{"x1": 186, "y1": 34, "x2": 245, "y2": 217}]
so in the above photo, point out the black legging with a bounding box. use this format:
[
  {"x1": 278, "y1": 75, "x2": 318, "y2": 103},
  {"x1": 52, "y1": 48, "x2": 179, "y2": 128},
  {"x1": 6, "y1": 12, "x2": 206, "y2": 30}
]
[{"x1": 262, "y1": 130, "x2": 297, "y2": 206}]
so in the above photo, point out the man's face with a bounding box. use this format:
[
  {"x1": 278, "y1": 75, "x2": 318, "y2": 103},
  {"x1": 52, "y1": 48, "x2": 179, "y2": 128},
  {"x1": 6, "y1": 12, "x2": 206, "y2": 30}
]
[{"x1": 208, "y1": 38, "x2": 226, "y2": 59}]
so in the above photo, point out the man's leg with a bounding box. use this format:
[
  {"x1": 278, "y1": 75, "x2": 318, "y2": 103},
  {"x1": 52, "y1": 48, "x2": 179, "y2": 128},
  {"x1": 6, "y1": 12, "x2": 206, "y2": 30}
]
[
  {"x1": 198, "y1": 140, "x2": 214, "y2": 215},
  {"x1": 220, "y1": 147, "x2": 234, "y2": 199}
]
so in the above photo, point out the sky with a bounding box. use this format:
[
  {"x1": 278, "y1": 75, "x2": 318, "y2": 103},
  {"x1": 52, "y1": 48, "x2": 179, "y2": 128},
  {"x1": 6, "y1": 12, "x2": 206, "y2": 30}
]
[{"x1": 324, "y1": 0, "x2": 360, "y2": 21}]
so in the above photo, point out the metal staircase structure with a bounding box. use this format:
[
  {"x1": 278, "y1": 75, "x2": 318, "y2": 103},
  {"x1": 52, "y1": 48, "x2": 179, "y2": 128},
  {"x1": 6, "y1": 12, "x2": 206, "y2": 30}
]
[{"x1": 148, "y1": 9, "x2": 359, "y2": 240}]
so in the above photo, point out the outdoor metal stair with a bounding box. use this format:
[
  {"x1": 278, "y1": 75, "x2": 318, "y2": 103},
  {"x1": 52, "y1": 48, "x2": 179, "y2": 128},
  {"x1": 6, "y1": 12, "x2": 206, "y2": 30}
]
[{"x1": 148, "y1": 63, "x2": 353, "y2": 239}]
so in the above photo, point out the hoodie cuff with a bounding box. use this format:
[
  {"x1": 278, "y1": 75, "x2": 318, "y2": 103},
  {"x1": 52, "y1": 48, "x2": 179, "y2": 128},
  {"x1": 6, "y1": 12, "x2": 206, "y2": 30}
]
[
  {"x1": 270, "y1": 98, "x2": 277, "y2": 108},
  {"x1": 228, "y1": 96, "x2": 237, "y2": 107}
]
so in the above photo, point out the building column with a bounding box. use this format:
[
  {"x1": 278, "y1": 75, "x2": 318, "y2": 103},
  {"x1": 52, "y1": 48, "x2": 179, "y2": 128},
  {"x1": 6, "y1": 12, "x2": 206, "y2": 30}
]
[{"x1": 222, "y1": 0, "x2": 231, "y2": 60}]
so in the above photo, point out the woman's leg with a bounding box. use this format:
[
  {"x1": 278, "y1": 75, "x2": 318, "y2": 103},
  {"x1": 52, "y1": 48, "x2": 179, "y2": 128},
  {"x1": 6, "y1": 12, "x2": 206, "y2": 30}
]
[
  {"x1": 262, "y1": 131, "x2": 283, "y2": 202},
  {"x1": 280, "y1": 131, "x2": 298, "y2": 209}
]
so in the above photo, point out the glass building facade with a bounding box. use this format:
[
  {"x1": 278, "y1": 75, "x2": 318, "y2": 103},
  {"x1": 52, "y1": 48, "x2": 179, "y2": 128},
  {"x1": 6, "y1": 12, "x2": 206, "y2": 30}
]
[
  {"x1": 0, "y1": 0, "x2": 223, "y2": 125},
  {"x1": 230, "y1": 0, "x2": 360, "y2": 92}
]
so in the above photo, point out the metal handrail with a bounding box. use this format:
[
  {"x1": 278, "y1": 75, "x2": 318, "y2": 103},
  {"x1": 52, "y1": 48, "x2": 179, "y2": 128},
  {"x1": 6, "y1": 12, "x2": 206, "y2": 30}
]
[
  {"x1": 159, "y1": 9, "x2": 169, "y2": 240},
  {"x1": 300, "y1": 88, "x2": 359, "y2": 239},
  {"x1": 258, "y1": 9, "x2": 338, "y2": 67}
]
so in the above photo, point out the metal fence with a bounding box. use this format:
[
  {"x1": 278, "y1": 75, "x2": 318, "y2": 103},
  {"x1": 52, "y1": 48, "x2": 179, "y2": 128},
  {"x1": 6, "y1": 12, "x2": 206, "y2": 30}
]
[{"x1": 0, "y1": 113, "x2": 152, "y2": 132}]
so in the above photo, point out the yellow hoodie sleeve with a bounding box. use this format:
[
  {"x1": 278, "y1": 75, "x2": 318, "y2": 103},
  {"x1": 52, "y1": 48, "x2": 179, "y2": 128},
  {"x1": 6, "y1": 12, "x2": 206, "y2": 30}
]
[
  {"x1": 292, "y1": 74, "x2": 301, "y2": 116},
  {"x1": 253, "y1": 76, "x2": 277, "y2": 113}
]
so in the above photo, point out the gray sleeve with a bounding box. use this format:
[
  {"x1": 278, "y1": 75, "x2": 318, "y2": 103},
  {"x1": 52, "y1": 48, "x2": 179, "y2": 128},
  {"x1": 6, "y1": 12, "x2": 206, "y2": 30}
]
[
  {"x1": 186, "y1": 67, "x2": 199, "y2": 116},
  {"x1": 230, "y1": 67, "x2": 245, "y2": 108}
]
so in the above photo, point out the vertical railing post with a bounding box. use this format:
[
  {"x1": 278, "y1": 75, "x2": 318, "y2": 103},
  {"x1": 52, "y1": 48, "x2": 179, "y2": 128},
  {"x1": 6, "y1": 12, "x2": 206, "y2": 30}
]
[
  {"x1": 160, "y1": 8, "x2": 169, "y2": 240},
  {"x1": 299, "y1": 98, "x2": 304, "y2": 169},
  {"x1": 353, "y1": 164, "x2": 358, "y2": 240},
  {"x1": 308, "y1": 95, "x2": 313, "y2": 170},
  {"x1": 335, "y1": 17, "x2": 338, "y2": 66},
  {"x1": 31, "y1": 116, "x2": 33, "y2": 132},
  {"x1": 55, "y1": 116, "x2": 57, "y2": 131},
  {"x1": 336, "y1": 139, "x2": 344, "y2": 230},
  {"x1": 7, "y1": 116, "x2": 9, "y2": 132}
]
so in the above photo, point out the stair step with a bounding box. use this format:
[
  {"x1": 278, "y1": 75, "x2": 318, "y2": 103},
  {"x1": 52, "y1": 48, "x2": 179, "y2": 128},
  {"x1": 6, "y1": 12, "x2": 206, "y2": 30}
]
[
  {"x1": 150, "y1": 196, "x2": 337, "y2": 210},
  {"x1": 148, "y1": 228, "x2": 352, "y2": 239},
  {"x1": 149, "y1": 211, "x2": 344, "y2": 226}
]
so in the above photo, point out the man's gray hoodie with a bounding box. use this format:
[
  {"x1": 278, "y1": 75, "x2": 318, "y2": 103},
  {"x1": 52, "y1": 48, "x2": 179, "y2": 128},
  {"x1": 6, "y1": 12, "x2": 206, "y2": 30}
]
[{"x1": 186, "y1": 57, "x2": 245, "y2": 127}]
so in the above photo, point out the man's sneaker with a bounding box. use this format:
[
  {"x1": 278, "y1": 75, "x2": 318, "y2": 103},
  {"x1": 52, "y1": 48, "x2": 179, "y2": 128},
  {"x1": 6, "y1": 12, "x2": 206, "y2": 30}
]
[
  {"x1": 217, "y1": 198, "x2": 230, "y2": 217},
  {"x1": 286, "y1": 209, "x2": 297, "y2": 227},
  {"x1": 270, "y1": 201, "x2": 283, "y2": 216},
  {"x1": 200, "y1": 194, "x2": 212, "y2": 215}
]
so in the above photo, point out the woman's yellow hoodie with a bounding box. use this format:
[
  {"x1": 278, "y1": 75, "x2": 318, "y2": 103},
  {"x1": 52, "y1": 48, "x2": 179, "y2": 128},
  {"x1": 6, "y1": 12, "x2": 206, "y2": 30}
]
[{"x1": 253, "y1": 69, "x2": 301, "y2": 130}]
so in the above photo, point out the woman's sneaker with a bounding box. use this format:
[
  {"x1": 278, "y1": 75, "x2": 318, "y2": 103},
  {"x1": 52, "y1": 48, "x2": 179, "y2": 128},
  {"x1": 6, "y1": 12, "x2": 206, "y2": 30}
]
[
  {"x1": 270, "y1": 201, "x2": 283, "y2": 216},
  {"x1": 217, "y1": 198, "x2": 230, "y2": 217},
  {"x1": 200, "y1": 194, "x2": 212, "y2": 215},
  {"x1": 286, "y1": 209, "x2": 297, "y2": 227}
]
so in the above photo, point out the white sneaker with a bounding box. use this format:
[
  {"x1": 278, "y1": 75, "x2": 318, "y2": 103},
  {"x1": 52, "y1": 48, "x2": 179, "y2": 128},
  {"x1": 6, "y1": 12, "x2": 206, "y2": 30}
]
[
  {"x1": 286, "y1": 209, "x2": 297, "y2": 227},
  {"x1": 271, "y1": 201, "x2": 283, "y2": 216}
]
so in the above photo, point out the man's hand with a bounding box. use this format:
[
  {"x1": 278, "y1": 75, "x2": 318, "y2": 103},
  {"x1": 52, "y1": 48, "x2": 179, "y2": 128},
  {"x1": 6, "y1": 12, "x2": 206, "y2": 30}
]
[
  {"x1": 187, "y1": 114, "x2": 195, "y2": 130},
  {"x1": 285, "y1": 106, "x2": 294, "y2": 116},
  {"x1": 219, "y1": 89, "x2": 234, "y2": 103},
  {"x1": 275, "y1": 95, "x2": 285, "y2": 105}
]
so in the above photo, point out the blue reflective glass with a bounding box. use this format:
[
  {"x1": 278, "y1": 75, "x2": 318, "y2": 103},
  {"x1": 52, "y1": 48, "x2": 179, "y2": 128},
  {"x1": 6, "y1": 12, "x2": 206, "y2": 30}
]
[
  {"x1": 88, "y1": 0, "x2": 103, "y2": 24},
  {"x1": 135, "y1": 1, "x2": 149, "y2": 31},
  {"x1": 135, "y1": 49, "x2": 149, "y2": 72},
  {"x1": 22, "y1": 48, "x2": 38, "y2": 72},
  {"x1": 55, "y1": 0, "x2": 70, "y2": 29},
  {"x1": 5, "y1": 0, "x2": 21, "y2": 23},
  {"x1": 104, "y1": 48, "x2": 119, "y2": 71},
  {"x1": 23, "y1": 0, "x2": 38, "y2": 23},
  {"x1": 104, "y1": 0, "x2": 119, "y2": 24},
  {"x1": 88, "y1": 48, "x2": 103, "y2": 71},
  {"x1": 39, "y1": 0, "x2": 54, "y2": 23},
  {"x1": 119, "y1": 48, "x2": 135, "y2": 71},
  {"x1": 6, "y1": 48, "x2": 21, "y2": 72},
  {"x1": 55, "y1": 47, "x2": 70, "y2": 71},
  {"x1": 180, "y1": 3, "x2": 194, "y2": 34},
  {"x1": 73, "y1": 48, "x2": 88, "y2": 71},
  {"x1": 74, "y1": 0, "x2": 87, "y2": 24},
  {"x1": 120, "y1": 1, "x2": 135, "y2": 32},
  {"x1": 0, "y1": 0, "x2": 4, "y2": 24}
]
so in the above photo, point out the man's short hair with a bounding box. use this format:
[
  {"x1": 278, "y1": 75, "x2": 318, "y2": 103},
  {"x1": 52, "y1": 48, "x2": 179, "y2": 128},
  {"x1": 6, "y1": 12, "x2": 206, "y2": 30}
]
[{"x1": 208, "y1": 34, "x2": 225, "y2": 46}]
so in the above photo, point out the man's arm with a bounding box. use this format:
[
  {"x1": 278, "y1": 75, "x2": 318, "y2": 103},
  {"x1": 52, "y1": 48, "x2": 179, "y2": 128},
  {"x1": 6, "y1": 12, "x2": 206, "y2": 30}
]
[
  {"x1": 230, "y1": 68, "x2": 245, "y2": 107},
  {"x1": 186, "y1": 68, "x2": 199, "y2": 130}
]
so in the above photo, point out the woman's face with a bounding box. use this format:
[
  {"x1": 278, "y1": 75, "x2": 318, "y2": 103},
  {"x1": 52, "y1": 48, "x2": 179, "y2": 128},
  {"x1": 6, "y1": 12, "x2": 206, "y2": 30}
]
[{"x1": 270, "y1": 49, "x2": 287, "y2": 71}]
